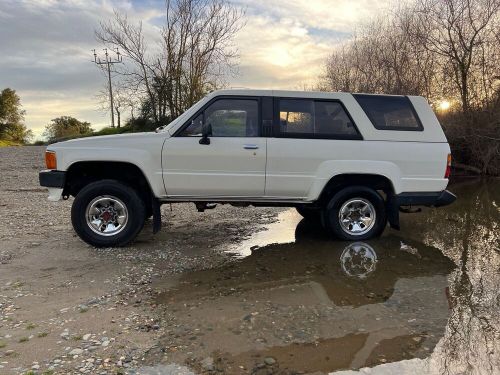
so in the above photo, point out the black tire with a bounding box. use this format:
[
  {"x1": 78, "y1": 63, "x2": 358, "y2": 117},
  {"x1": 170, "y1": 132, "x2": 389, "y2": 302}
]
[
  {"x1": 296, "y1": 206, "x2": 322, "y2": 221},
  {"x1": 324, "y1": 186, "x2": 387, "y2": 241},
  {"x1": 71, "y1": 179, "x2": 146, "y2": 247}
]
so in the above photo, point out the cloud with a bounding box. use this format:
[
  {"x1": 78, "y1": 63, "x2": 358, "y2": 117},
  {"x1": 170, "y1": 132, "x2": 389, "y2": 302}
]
[{"x1": 0, "y1": 0, "x2": 390, "y2": 138}]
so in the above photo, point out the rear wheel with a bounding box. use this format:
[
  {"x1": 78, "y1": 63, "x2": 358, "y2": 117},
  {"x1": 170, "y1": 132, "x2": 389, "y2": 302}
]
[
  {"x1": 324, "y1": 186, "x2": 387, "y2": 240},
  {"x1": 71, "y1": 179, "x2": 146, "y2": 247}
]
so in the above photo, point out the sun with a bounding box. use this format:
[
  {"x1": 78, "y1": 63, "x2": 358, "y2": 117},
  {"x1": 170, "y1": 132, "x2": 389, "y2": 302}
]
[{"x1": 439, "y1": 100, "x2": 451, "y2": 111}]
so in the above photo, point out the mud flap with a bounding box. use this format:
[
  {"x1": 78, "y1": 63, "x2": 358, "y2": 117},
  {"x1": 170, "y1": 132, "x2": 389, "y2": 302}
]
[
  {"x1": 152, "y1": 197, "x2": 162, "y2": 234},
  {"x1": 386, "y1": 194, "x2": 400, "y2": 230}
]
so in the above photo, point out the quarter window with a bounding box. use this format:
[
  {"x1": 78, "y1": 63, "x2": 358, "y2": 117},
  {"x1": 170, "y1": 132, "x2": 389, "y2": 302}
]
[
  {"x1": 279, "y1": 99, "x2": 360, "y2": 138},
  {"x1": 179, "y1": 99, "x2": 259, "y2": 137},
  {"x1": 353, "y1": 94, "x2": 423, "y2": 130}
]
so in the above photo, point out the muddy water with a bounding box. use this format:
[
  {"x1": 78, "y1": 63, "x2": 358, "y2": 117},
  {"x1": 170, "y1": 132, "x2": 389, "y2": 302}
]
[{"x1": 143, "y1": 179, "x2": 499, "y2": 375}]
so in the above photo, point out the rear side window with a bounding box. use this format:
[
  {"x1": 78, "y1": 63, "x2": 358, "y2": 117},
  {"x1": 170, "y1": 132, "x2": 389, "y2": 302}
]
[
  {"x1": 353, "y1": 94, "x2": 423, "y2": 131},
  {"x1": 279, "y1": 99, "x2": 361, "y2": 139}
]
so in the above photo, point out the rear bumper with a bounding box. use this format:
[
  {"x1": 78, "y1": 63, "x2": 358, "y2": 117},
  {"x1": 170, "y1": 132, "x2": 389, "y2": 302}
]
[
  {"x1": 39, "y1": 170, "x2": 66, "y2": 188},
  {"x1": 396, "y1": 190, "x2": 457, "y2": 207},
  {"x1": 387, "y1": 190, "x2": 456, "y2": 230}
]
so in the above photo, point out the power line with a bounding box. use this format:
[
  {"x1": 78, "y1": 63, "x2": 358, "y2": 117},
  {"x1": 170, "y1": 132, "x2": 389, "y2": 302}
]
[{"x1": 92, "y1": 48, "x2": 122, "y2": 128}]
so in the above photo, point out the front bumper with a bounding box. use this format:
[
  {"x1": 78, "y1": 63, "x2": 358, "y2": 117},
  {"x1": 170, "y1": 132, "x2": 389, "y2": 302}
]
[
  {"x1": 39, "y1": 170, "x2": 66, "y2": 201},
  {"x1": 39, "y1": 170, "x2": 66, "y2": 188},
  {"x1": 396, "y1": 190, "x2": 457, "y2": 207}
]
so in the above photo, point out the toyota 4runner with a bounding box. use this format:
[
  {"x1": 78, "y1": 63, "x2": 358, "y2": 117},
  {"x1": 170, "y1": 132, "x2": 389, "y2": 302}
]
[{"x1": 39, "y1": 89, "x2": 456, "y2": 247}]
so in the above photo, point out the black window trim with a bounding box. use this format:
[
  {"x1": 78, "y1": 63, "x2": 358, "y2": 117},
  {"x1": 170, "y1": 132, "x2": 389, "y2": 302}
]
[
  {"x1": 353, "y1": 94, "x2": 424, "y2": 132},
  {"x1": 173, "y1": 95, "x2": 263, "y2": 138},
  {"x1": 273, "y1": 97, "x2": 363, "y2": 140}
]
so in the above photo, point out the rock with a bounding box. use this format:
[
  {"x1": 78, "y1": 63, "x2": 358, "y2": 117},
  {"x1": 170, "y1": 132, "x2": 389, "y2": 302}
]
[
  {"x1": 243, "y1": 314, "x2": 252, "y2": 321},
  {"x1": 31, "y1": 364, "x2": 40, "y2": 370},
  {"x1": 101, "y1": 340, "x2": 110, "y2": 347},
  {"x1": 61, "y1": 329, "x2": 70, "y2": 340},
  {"x1": 264, "y1": 357, "x2": 276, "y2": 365},
  {"x1": 201, "y1": 356, "x2": 215, "y2": 371},
  {"x1": 82, "y1": 334, "x2": 91, "y2": 341},
  {"x1": 69, "y1": 348, "x2": 84, "y2": 355}
]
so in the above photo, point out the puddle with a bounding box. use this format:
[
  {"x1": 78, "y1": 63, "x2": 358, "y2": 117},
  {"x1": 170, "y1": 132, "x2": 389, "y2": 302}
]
[
  {"x1": 145, "y1": 179, "x2": 499, "y2": 374},
  {"x1": 227, "y1": 209, "x2": 302, "y2": 257}
]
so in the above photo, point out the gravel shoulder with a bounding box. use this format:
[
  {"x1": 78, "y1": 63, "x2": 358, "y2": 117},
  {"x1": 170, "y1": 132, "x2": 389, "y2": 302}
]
[{"x1": 0, "y1": 146, "x2": 281, "y2": 374}]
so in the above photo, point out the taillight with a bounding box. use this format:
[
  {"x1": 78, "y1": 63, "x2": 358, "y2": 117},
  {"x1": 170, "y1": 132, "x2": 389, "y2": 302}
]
[
  {"x1": 445, "y1": 153, "x2": 451, "y2": 178},
  {"x1": 45, "y1": 151, "x2": 57, "y2": 170}
]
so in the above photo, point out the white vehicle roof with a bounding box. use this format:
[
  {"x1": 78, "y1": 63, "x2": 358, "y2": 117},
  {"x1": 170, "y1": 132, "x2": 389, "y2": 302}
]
[{"x1": 165, "y1": 89, "x2": 447, "y2": 143}]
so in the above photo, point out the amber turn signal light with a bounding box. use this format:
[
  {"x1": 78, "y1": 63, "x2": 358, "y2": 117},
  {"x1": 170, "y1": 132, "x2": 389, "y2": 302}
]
[{"x1": 45, "y1": 151, "x2": 57, "y2": 170}]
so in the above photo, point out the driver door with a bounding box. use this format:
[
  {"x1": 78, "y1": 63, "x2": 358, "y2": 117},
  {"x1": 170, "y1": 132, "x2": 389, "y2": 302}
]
[{"x1": 162, "y1": 97, "x2": 266, "y2": 198}]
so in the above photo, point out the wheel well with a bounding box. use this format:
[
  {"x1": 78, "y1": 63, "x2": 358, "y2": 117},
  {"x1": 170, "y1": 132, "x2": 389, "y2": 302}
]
[
  {"x1": 317, "y1": 174, "x2": 395, "y2": 205},
  {"x1": 64, "y1": 162, "x2": 152, "y2": 204}
]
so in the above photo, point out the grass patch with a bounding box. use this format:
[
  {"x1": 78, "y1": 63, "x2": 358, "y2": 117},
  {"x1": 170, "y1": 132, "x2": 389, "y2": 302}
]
[
  {"x1": 18, "y1": 337, "x2": 29, "y2": 343},
  {"x1": 26, "y1": 323, "x2": 36, "y2": 330},
  {"x1": 37, "y1": 332, "x2": 48, "y2": 338},
  {"x1": 0, "y1": 341, "x2": 6, "y2": 348},
  {"x1": 0, "y1": 139, "x2": 21, "y2": 147},
  {"x1": 72, "y1": 334, "x2": 83, "y2": 341},
  {"x1": 42, "y1": 371, "x2": 55, "y2": 375}
]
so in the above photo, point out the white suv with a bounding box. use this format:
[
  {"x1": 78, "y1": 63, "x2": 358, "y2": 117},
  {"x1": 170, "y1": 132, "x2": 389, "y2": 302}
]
[{"x1": 39, "y1": 89, "x2": 456, "y2": 247}]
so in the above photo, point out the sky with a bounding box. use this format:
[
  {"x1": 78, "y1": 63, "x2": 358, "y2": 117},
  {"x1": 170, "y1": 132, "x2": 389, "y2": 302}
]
[{"x1": 0, "y1": 0, "x2": 391, "y2": 138}]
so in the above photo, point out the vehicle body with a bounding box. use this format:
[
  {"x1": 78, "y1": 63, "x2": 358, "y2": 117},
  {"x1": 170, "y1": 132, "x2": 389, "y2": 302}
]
[{"x1": 39, "y1": 89, "x2": 456, "y2": 247}]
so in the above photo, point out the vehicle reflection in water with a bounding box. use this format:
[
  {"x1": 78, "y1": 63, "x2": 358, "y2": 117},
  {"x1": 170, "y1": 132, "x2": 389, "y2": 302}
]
[
  {"x1": 147, "y1": 179, "x2": 498, "y2": 375},
  {"x1": 340, "y1": 242, "x2": 378, "y2": 279}
]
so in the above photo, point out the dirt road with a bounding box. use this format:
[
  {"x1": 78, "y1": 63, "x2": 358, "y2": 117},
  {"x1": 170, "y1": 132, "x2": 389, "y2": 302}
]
[{"x1": 0, "y1": 146, "x2": 498, "y2": 375}]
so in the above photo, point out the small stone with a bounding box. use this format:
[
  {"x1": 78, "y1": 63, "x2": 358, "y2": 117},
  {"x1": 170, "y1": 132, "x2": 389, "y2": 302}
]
[
  {"x1": 101, "y1": 340, "x2": 110, "y2": 347},
  {"x1": 243, "y1": 314, "x2": 252, "y2": 321},
  {"x1": 32, "y1": 364, "x2": 40, "y2": 370},
  {"x1": 82, "y1": 334, "x2": 91, "y2": 341},
  {"x1": 201, "y1": 357, "x2": 214, "y2": 371},
  {"x1": 264, "y1": 357, "x2": 276, "y2": 365},
  {"x1": 69, "y1": 348, "x2": 83, "y2": 355}
]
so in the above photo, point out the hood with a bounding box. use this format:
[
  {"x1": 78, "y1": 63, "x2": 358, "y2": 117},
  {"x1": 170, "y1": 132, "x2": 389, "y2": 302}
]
[{"x1": 48, "y1": 132, "x2": 168, "y2": 150}]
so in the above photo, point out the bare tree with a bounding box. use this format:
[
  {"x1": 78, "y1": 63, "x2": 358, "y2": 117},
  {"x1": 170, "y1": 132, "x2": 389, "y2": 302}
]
[
  {"x1": 96, "y1": 0, "x2": 244, "y2": 126},
  {"x1": 96, "y1": 83, "x2": 139, "y2": 129},
  {"x1": 413, "y1": 0, "x2": 500, "y2": 112},
  {"x1": 321, "y1": 9, "x2": 440, "y2": 99}
]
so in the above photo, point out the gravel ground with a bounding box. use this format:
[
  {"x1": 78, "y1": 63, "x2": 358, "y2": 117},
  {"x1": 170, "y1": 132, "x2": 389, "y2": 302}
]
[
  {"x1": 0, "y1": 146, "x2": 281, "y2": 374},
  {"x1": 1, "y1": 146, "x2": 497, "y2": 375}
]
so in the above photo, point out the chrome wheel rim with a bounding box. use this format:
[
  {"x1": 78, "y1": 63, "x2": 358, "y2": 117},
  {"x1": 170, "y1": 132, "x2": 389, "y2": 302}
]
[
  {"x1": 338, "y1": 198, "x2": 376, "y2": 236},
  {"x1": 86, "y1": 195, "x2": 128, "y2": 236}
]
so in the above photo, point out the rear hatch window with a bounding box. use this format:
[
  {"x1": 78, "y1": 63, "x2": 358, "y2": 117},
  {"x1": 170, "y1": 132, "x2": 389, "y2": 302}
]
[{"x1": 353, "y1": 94, "x2": 423, "y2": 131}]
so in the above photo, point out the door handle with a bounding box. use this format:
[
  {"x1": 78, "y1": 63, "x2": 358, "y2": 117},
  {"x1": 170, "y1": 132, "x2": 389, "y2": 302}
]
[{"x1": 243, "y1": 144, "x2": 259, "y2": 150}]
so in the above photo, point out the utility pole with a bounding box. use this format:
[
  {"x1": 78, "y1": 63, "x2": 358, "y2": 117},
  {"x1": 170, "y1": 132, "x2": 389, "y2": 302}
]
[{"x1": 93, "y1": 48, "x2": 122, "y2": 128}]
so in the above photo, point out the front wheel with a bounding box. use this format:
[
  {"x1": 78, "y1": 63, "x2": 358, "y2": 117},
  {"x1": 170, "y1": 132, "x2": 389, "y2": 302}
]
[
  {"x1": 324, "y1": 186, "x2": 387, "y2": 240},
  {"x1": 71, "y1": 179, "x2": 146, "y2": 247}
]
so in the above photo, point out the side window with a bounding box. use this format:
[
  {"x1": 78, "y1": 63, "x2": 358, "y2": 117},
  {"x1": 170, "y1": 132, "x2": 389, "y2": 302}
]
[
  {"x1": 353, "y1": 94, "x2": 423, "y2": 130},
  {"x1": 181, "y1": 113, "x2": 203, "y2": 136},
  {"x1": 314, "y1": 101, "x2": 359, "y2": 136},
  {"x1": 279, "y1": 100, "x2": 314, "y2": 133},
  {"x1": 179, "y1": 99, "x2": 259, "y2": 137},
  {"x1": 279, "y1": 99, "x2": 360, "y2": 138}
]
